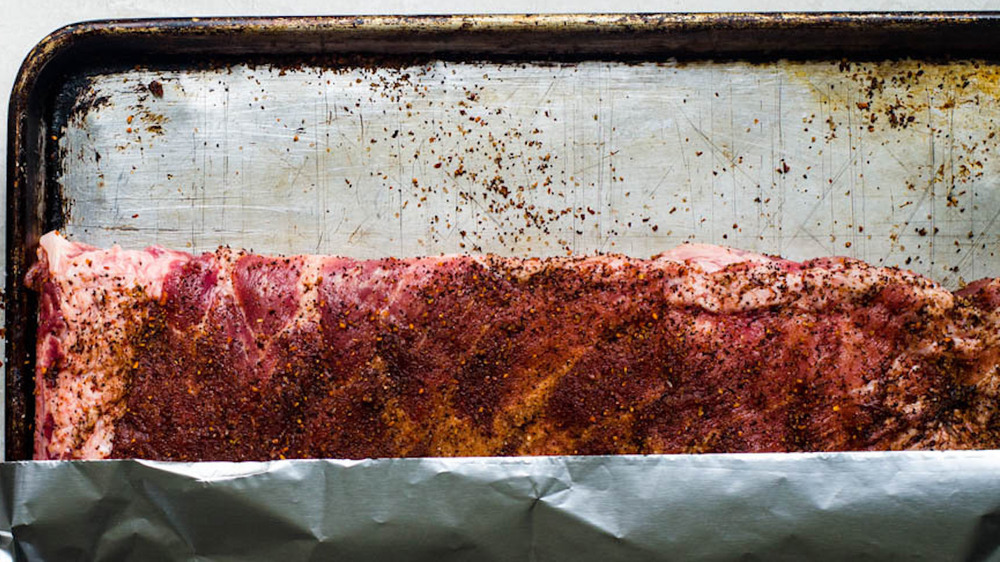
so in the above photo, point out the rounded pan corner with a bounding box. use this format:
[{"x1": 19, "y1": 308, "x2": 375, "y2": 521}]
[
  {"x1": 10, "y1": 20, "x2": 113, "y2": 109},
  {"x1": 8, "y1": 17, "x2": 271, "y2": 111}
]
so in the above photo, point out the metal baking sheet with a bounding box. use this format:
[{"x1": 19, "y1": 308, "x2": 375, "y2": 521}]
[
  {"x1": 8, "y1": 14, "x2": 1000, "y2": 559},
  {"x1": 10, "y1": 14, "x2": 1000, "y2": 458},
  {"x1": 3, "y1": 452, "x2": 1000, "y2": 560},
  {"x1": 55, "y1": 58, "x2": 1000, "y2": 277}
]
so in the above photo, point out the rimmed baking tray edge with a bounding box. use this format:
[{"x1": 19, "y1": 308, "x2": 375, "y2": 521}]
[{"x1": 8, "y1": 12, "x2": 1000, "y2": 461}]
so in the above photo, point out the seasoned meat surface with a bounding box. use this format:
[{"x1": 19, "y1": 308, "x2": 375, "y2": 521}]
[{"x1": 27, "y1": 232, "x2": 1000, "y2": 460}]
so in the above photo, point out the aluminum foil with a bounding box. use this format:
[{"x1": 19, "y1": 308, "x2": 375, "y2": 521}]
[
  {"x1": 10, "y1": 23, "x2": 1000, "y2": 561},
  {"x1": 2, "y1": 452, "x2": 1000, "y2": 560}
]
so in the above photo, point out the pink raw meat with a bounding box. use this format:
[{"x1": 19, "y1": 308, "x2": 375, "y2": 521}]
[{"x1": 27, "y1": 231, "x2": 1000, "y2": 460}]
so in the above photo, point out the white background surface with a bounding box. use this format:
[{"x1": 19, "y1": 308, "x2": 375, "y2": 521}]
[{"x1": 3, "y1": 0, "x2": 1000, "y2": 178}]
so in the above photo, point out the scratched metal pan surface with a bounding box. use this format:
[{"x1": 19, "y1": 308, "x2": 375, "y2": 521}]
[{"x1": 8, "y1": 14, "x2": 1000, "y2": 462}]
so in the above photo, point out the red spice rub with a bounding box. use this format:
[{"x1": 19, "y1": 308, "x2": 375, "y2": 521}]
[{"x1": 27, "y1": 232, "x2": 1000, "y2": 460}]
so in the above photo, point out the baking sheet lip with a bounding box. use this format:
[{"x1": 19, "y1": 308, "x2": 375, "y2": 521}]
[
  {"x1": 17, "y1": 12, "x2": 1000, "y2": 54},
  {"x1": 12, "y1": 11, "x2": 1000, "y2": 118}
]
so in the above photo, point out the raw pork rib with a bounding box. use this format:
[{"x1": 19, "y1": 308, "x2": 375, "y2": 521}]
[{"x1": 27, "y1": 231, "x2": 1000, "y2": 460}]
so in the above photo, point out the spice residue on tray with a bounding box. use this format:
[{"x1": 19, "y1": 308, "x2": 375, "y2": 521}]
[{"x1": 48, "y1": 59, "x2": 1000, "y2": 289}]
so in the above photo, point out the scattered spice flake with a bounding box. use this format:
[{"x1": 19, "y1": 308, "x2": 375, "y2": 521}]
[{"x1": 148, "y1": 80, "x2": 164, "y2": 98}]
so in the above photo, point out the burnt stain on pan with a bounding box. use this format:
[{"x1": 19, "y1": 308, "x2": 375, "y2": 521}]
[
  {"x1": 130, "y1": 80, "x2": 170, "y2": 136},
  {"x1": 148, "y1": 80, "x2": 164, "y2": 98}
]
